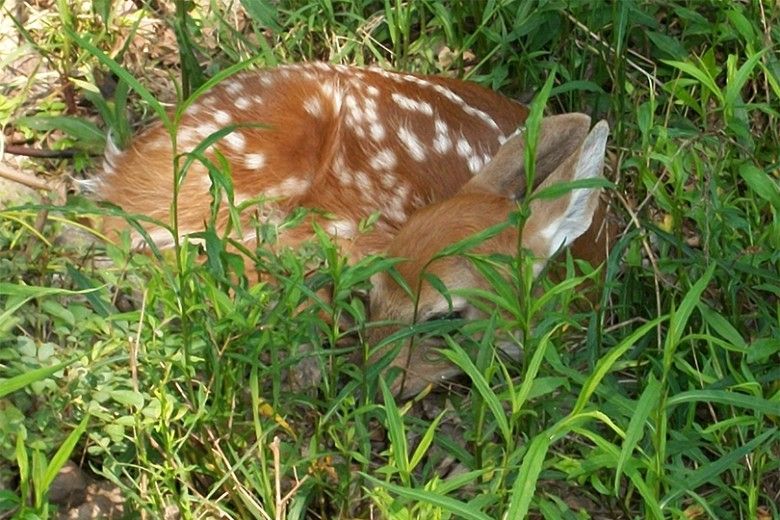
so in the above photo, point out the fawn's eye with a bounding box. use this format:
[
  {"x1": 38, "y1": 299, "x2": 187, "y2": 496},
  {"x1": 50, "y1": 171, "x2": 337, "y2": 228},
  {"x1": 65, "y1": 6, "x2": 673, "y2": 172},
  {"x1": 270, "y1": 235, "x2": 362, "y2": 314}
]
[{"x1": 425, "y1": 309, "x2": 465, "y2": 322}]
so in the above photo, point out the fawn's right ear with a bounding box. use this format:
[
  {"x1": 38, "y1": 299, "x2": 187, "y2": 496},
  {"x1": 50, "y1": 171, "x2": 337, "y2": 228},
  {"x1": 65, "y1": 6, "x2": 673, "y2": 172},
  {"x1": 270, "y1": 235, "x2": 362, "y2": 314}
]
[
  {"x1": 523, "y1": 120, "x2": 610, "y2": 258},
  {"x1": 461, "y1": 113, "x2": 592, "y2": 199}
]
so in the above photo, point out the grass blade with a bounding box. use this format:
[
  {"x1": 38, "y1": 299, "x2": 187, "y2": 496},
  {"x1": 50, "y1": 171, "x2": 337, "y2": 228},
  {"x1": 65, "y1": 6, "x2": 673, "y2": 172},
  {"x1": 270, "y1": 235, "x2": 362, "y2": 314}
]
[
  {"x1": 441, "y1": 337, "x2": 512, "y2": 443},
  {"x1": 0, "y1": 362, "x2": 72, "y2": 398},
  {"x1": 572, "y1": 316, "x2": 664, "y2": 415},
  {"x1": 42, "y1": 414, "x2": 90, "y2": 491},
  {"x1": 614, "y1": 375, "x2": 660, "y2": 494},
  {"x1": 362, "y1": 473, "x2": 492, "y2": 520}
]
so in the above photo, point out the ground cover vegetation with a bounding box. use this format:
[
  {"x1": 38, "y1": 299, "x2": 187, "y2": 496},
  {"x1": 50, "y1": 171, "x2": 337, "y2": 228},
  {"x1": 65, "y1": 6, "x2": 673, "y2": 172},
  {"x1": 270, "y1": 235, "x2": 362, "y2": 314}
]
[{"x1": 0, "y1": 0, "x2": 778, "y2": 518}]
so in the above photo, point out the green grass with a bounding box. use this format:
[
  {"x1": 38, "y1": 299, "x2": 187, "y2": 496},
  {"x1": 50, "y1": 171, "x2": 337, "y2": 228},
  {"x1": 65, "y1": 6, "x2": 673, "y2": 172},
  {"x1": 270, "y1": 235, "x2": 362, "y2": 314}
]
[{"x1": 1, "y1": 0, "x2": 779, "y2": 518}]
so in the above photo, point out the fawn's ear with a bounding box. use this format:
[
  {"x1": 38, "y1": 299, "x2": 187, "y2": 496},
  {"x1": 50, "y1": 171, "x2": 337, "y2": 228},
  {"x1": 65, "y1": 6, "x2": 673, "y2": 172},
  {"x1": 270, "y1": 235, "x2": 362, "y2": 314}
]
[
  {"x1": 461, "y1": 113, "x2": 592, "y2": 199},
  {"x1": 524, "y1": 120, "x2": 610, "y2": 257}
]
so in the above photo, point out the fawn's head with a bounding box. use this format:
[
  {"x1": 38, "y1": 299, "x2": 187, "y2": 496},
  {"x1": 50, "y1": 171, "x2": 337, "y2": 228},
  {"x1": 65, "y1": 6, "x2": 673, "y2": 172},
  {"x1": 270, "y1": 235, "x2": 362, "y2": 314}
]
[{"x1": 368, "y1": 113, "x2": 611, "y2": 396}]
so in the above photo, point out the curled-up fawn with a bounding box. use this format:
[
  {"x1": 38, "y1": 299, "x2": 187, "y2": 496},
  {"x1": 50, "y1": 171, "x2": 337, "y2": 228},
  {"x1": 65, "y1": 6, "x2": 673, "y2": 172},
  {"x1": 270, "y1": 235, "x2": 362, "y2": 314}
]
[{"x1": 94, "y1": 62, "x2": 611, "y2": 396}]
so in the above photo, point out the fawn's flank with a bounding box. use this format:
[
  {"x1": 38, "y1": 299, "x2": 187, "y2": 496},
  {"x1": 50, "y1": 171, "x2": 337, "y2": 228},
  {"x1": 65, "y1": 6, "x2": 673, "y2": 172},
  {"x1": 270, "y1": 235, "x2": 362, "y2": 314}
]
[{"x1": 95, "y1": 62, "x2": 611, "y2": 395}]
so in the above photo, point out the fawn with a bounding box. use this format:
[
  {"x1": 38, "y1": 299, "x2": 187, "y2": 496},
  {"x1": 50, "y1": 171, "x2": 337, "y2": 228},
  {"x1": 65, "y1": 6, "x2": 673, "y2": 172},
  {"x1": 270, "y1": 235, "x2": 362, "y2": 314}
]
[{"x1": 95, "y1": 62, "x2": 610, "y2": 395}]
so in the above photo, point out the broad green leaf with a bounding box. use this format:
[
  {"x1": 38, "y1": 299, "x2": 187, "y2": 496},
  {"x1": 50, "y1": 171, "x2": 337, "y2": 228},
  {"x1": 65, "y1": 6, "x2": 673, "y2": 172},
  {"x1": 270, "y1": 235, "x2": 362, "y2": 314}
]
[
  {"x1": 664, "y1": 264, "x2": 715, "y2": 371},
  {"x1": 0, "y1": 361, "x2": 72, "y2": 398},
  {"x1": 614, "y1": 376, "x2": 660, "y2": 494},
  {"x1": 573, "y1": 316, "x2": 664, "y2": 414},
  {"x1": 379, "y1": 377, "x2": 409, "y2": 480},
  {"x1": 441, "y1": 338, "x2": 511, "y2": 443},
  {"x1": 698, "y1": 304, "x2": 747, "y2": 349},
  {"x1": 738, "y1": 163, "x2": 780, "y2": 210},
  {"x1": 663, "y1": 59, "x2": 724, "y2": 103},
  {"x1": 666, "y1": 390, "x2": 780, "y2": 416},
  {"x1": 660, "y1": 428, "x2": 777, "y2": 508},
  {"x1": 362, "y1": 473, "x2": 492, "y2": 520},
  {"x1": 109, "y1": 389, "x2": 145, "y2": 410},
  {"x1": 66, "y1": 28, "x2": 170, "y2": 130},
  {"x1": 409, "y1": 411, "x2": 445, "y2": 472},
  {"x1": 16, "y1": 115, "x2": 105, "y2": 150},
  {"x1": 42, "y1": 414, "x2": 90, "y2": 491}
]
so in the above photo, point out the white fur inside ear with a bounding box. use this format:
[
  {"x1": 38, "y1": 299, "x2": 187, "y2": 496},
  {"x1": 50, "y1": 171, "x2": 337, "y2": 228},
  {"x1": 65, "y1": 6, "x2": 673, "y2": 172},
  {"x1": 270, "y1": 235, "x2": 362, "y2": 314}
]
[{"x1": 538, "y1": 120, "x2": 609, "y2": 256}]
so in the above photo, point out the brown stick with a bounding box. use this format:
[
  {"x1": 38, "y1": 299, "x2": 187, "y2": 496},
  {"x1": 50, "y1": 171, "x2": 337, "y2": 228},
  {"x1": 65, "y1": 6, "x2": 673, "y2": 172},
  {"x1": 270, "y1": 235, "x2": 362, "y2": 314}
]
[
  {"x1": 4, "y1": 144, "x2": 79, "y2": 159},
  {"x1": 0, "y1": 163, "x2": 53, "y2": 191}
]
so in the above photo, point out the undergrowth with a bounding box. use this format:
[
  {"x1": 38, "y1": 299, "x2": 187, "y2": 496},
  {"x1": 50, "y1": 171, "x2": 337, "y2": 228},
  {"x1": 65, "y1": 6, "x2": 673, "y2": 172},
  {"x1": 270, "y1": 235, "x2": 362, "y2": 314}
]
[{"x1": 1, "y1": 1, "x2": 779, "y2": 519}]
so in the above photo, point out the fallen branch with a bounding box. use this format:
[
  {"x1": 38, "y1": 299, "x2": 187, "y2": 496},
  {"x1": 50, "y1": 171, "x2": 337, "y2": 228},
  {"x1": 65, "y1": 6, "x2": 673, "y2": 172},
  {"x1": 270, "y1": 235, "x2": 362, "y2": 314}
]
[
  {"x1": 0, "y1": 163, "x2": 53, "y2": 192},
  {"x1": 4, "y1": 144, "x2": 82, "y2": 159}
]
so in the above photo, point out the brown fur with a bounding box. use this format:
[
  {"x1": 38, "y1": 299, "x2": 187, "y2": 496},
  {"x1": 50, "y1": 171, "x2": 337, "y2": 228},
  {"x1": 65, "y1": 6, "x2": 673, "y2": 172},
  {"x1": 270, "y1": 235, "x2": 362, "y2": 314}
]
[{"x1": 96, "y1": 63, "x2": 612, "y2": 397}]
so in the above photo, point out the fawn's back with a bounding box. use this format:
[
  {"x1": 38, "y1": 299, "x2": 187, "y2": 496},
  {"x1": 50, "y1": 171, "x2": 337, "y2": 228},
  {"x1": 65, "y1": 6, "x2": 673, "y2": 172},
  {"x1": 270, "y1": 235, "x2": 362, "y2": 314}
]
[{"x1": 97, "y1": 62, "x2": 528, "y2": 255}]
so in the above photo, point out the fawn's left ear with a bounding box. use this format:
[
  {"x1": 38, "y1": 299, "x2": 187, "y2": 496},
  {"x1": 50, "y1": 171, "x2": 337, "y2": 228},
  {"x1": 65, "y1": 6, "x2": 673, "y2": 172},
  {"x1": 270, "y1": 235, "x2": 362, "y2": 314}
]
[{"x1": 524, "y1": 120, "x2": 610, "y2": 257}]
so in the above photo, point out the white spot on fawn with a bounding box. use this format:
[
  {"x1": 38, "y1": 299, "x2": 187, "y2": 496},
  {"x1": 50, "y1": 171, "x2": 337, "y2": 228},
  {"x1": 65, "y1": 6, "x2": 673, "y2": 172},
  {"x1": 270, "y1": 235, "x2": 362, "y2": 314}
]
[
  {"x1": 321, "y1": 81, "x2": 343, "y2": 113},
  {"x1": 225, "y1": 81, "x2": 243, "y2": 95},
  {"x1": 382, "y1": 184, "x2": 410, "y2": 222},
  {"x1": 355, "y1": 170, "x2": 372, "y2": 192},
  {"x1": 370, "y1": 122, "x2": 386, "y2": 141},
  {"x1": 186, "y1": 103, "x2": 202, "y2": 116},
  {"x1": 225, "y1": 132, "x2": 246, "y2": 152},
  {"x1": 380, "y1": 171, "x2": 397, "y2": 188},
  {"x1": 433, "y1": 118, "x2": 452, "y2": 154},
  {"x1": 214, "y1": 110, "x2": 232, "y2": 125},
  {"x1": 198, "y1": 123, "x2": 219, "y2": 138},
  {"x1": 235, "y1": 97, "x2": 250, "y2": 110},
  {"x1": 391, "y1": 92, "x2": 433, "y2": 115},
  {"x1": 370, "y1": 148, "x2": 397, "y2": 171},
  {"x1": 468, "y1": 154, "x2": 483, "y2": 173},
  {"x1": 267, "y1": 177, "x2": 310, "y2": 198},
  {"x1": 456, "y1": 137, "x2": 473, "y2": 158},
  {"x1": 178, "y1": 127, "x2": 198, "y2": 146},
  {"x1": 244, "y1": 153, "x2": 266, "y2": 169},
  {"x1": 398, "y1": 125, "x2": 426, "y2": 162},
  {"x1": 304, "y1": 96, "x2": 323, "y2": 117}
]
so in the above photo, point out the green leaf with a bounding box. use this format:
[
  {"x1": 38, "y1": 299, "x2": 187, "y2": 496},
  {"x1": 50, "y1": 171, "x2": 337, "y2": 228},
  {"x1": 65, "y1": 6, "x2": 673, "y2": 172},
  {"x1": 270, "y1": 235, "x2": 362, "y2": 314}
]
[
  {"x1": 664, "y1": 264, "x2": 715, "y2": 371},
  {"x1": 573, "y1": 316, "x2": 664, "y2": 415},
  {"x1": 724, "y1": 51, "x2": 765, "y2": 110},
  {"x1": 646, "y1": 31, "x2": 687, "y2": 59},
  {"x1": 614, "y1": 375, "x2": 660, "y2": 494},
  {"x1": 66, "y1": 28, "x2": 170, "y2": 131},
  {"x1": 660, "y1": 428, "x2": 777, "y2": 508},
  {"x1": 512, "y1": 326, "x2": 557, "y2": 415},
  {"x1": 0, "y1": 361, "x2": 72, "y2": 398},
  {"x1": 16, "y1": 115, "x2": 105, "y2": 150},
  {"x1": 42, "y1": 414, "x2": 90, "y2": 492},
  {"x1": 361, "y1": 473, "x2": 492, "y2": 520},
  {"x1": 738, "y1": 163, "x2": 780, "y2": 210},
  {"x1": 441, "y1": 338, "x2": 512, "y2": 443},
  {"x1": 698, "y1": 304, "x2": 747, "y2": 349},
  {"x1": 409, "y1": 411, "x2": 445, "y2": 472},
  {"x1": 239, "y1": 0, "x2": 281, "y2": 31},
  {"x1": 379, "y1": 377, "x2": 409, "y2": 481},
  {"x1": 504, "y1": 425, "x2": 549, "y2": 518},
  {"x1": 666, "y1": 390, "x2": 780, "y2": 416},
  {"x1": 530, "y1": 177, "x2": 614, "y2": 201},
  {"x1": 663, "y1": 59, "x2": 724, "y2": 103},
  {"x1": 109, "y1": 389, "x2": 145, "y2": 410}
]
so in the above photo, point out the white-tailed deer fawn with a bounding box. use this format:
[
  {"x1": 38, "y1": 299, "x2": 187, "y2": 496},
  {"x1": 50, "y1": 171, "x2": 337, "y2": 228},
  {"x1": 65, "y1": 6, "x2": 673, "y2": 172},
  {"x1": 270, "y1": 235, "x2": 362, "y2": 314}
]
[{"x1": 95, "y1": 62, "x2": 610, "y2": 395}]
